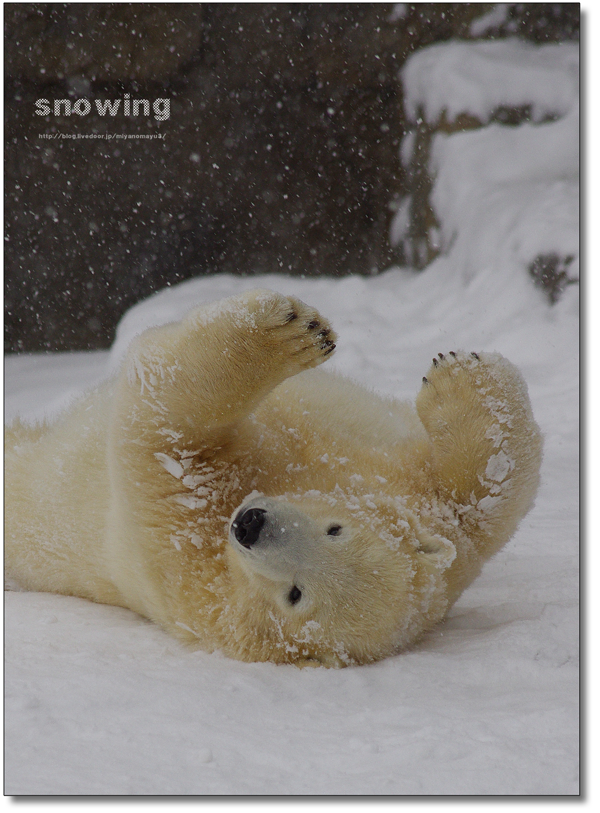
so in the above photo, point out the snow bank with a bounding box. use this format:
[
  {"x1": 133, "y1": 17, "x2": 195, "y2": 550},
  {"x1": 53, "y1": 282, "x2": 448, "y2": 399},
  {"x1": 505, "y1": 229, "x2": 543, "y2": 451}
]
[
  {"x1": 402, "y1": 39, "x2": 579, "y2": 124},
  {"x1": 394, "y1": 37, "x2": 579, "y2": 301},
  {"x1": 429, "y1": 103, "x2": 579, "y2": 290}
]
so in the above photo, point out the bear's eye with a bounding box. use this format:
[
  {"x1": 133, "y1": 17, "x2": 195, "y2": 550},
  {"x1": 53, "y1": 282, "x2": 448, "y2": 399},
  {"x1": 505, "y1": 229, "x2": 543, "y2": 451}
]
[
  {"x1": 327, "y1": 524, "x2": 342, "y2": 536},
  {"x1": 288, "y1": 586, "x2": 302, "y2": 605}
]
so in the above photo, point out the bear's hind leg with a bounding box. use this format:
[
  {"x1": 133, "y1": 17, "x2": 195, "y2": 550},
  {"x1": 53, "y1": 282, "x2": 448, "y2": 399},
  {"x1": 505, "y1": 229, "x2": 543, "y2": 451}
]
[{"x1": 416, "y1": 351, "x2": 542, "y2": 548}]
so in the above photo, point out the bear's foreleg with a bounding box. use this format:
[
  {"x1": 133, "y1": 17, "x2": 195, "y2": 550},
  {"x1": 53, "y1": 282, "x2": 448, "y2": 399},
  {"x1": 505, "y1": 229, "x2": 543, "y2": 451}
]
[
  {"x1": 113, "y1": 289, "x2": 336, "y2": 452},
  {"x1": 102, "y1": 291, "x2": 337, "y2": 620}
]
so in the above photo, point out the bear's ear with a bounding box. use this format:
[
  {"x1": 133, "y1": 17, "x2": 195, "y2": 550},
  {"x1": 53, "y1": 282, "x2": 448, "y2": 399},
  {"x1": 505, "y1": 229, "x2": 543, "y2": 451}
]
[
  {"x1": 416, "y1": 529, "x2": 445, "y2": 554},
  {"x1": 417, "y1": 530, "x2": 456, "y2": 571}
]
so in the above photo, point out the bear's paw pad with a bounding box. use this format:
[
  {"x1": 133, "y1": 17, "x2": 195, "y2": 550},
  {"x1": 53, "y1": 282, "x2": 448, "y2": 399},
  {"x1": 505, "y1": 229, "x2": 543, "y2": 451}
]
[
  {"x1": 423, "y1": 349, "x2": 481, "y2": 376},
  {"x1": 258, "y1": 293, "x2": 337, "y2": 370},
  {"x1": 418, "y1": 350, "x2": 486, "y2": 406}
]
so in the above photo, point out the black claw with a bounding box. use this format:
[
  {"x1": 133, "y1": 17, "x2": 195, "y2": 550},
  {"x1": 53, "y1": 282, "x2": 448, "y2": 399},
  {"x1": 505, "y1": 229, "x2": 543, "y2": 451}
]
[
  {"x1": 438, "y1": 352, "x2": 445, "y2": 360},
  {"x1": 307, "y1": 319, "x2": 320, "y2": 330},
  {"x1": 471, "y1": 352, "x2": 480, "y2": 360},
  {"x1": 422, "y1": 376, "x2": 429, "y2": 384},
  {"x1": 323, "y1": 344, "x2": 336, "y2": 356},
  {"x1": 432, "y1": 357, "x2": 438, "y2": 367},
  {"x1": 285, "y1": 310, "x2": 298, "y2": 323},
  {"x1": 449, "y1": 351, "x2": 456, "y2": 357}
]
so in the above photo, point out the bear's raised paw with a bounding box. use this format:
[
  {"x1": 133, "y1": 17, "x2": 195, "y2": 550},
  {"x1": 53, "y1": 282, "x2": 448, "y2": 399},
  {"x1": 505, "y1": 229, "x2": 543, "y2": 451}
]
[
  {"x1": 417, "y1": 350, "x2": 487, "y2": 414},
  {"x1": 248, "y1": 290, "x2": 337, "y2": 372}
]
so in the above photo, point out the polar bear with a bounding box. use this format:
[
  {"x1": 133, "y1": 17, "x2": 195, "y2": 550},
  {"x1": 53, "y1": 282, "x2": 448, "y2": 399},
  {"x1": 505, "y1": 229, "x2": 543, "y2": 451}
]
[{"x1": 5, "y1": 290, "x2": 542, "y2": 667}]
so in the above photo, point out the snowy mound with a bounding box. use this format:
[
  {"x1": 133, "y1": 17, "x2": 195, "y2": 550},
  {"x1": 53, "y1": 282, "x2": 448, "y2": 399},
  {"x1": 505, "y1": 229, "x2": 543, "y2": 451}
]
[
  {"x1": 393, "y1": 37, "x2": 579, "y2": 300},
  {"x1": 429, "y1": 104, "x2": 579, "y2": 289},
  {"x1": 402, "y1": 39, "x2": 579, "y2": 124}
]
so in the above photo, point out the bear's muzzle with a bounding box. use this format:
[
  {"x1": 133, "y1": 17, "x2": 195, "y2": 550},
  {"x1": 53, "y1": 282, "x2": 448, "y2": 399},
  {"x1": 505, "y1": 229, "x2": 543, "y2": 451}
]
[{"x1": 231, "y1": 507, "x2": 267, "y2": 548}]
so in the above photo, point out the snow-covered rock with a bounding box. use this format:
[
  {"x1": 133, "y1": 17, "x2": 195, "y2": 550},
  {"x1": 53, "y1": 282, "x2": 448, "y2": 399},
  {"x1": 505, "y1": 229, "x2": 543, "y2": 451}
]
[{"x1": 394, "y1": 38, "x2": 579, "y2": 292}]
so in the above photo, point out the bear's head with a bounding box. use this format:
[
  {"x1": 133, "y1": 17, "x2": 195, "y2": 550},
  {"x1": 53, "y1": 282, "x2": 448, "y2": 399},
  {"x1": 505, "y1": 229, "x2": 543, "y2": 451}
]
[{"x1": 225, "y1": 491, "x2": 457, "y2": 667}]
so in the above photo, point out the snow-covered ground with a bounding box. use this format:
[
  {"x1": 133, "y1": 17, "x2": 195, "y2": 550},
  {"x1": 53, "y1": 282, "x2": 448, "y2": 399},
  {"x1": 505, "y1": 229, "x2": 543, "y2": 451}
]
[{"x1": 4, "y1": 35, "x2": 579, "y2": 797}]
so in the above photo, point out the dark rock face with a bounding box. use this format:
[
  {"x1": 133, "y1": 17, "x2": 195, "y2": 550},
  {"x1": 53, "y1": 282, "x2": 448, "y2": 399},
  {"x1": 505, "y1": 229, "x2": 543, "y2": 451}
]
[{"x1": 4, "y1": 3, "x2": 579, "y2": 352}]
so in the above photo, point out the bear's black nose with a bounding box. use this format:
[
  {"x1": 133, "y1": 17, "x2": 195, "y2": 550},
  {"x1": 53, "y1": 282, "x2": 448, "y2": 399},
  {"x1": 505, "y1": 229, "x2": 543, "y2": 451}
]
[{"x1": 232, "y1": 507, "x2": 267, "y2": 548}]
